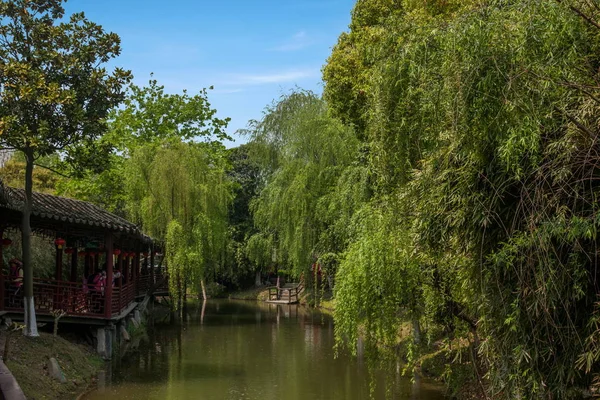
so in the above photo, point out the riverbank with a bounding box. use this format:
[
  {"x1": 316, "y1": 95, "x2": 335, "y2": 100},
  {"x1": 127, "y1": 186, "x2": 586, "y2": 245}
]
[
  {"x1": 4, "y1": 331, "x2": 102, "y2": 400},
  {"x1": 228, "y1": 286, "x2": 270, "y2": 301}
]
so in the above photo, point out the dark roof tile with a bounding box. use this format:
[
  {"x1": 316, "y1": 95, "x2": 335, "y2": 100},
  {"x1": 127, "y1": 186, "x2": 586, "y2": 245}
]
[{"x1": 1, "y1": 184, "x2": 144, "y2": 236}]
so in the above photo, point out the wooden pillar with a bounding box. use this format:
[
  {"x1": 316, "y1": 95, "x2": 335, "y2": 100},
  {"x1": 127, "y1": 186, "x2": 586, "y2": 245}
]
[
  {"x1": 55, "y1": 243, "x2": 63, "y2": 282},
  {"x1": 84, "y1": 253, "x2": 90, "y2": 278},
  {"x1": 104, "y1": 233, "x2": 114, "y2": 319},
  {"x1": 117, "y1": 253, "x2": 123, "y2": 287},
  {"x1": 70, "y1": 248, "x2": 78, "y2": 283},
  {"x1": 132, "y1": 252, "x2": 138, "y2": 284},
  {"x1": 94, "y1": 252, "x2": 99, "y2": 272},
  {"x1": 123, "y1": 253, "x2": 129, "y2": 284}
]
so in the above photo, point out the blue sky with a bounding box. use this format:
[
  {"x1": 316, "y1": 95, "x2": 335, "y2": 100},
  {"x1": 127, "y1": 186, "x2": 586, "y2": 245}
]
[{"x1": 64, "y1": 0, "x2": 355, "y2": 146}]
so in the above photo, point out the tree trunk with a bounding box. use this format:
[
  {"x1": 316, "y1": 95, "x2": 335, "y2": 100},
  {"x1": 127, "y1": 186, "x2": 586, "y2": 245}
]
[
  {"x1": 200, "y1": 279, "x2": 207, "y2": 301},
  {"x1": 412, "y1": 319, "x2": 421, "y2": 345},
  {"x1": 22, "y1": 149, "x2": 38, "y2": 337},
  {"x1": 255, "y1": 270, "x2": 262, "y2": 287}
]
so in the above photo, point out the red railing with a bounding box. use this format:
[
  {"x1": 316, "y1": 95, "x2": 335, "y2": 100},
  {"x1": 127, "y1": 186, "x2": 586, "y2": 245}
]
[
  {"x1": 1, "y1": 273, "x2": 170, "y2": 320},
  {"x1": 136, "y1": 275, "x2": 151, "y2": 297},
  {"x1": 4, "y1": 277, "x2": 104, "y2": 317},
  {"x1": 111, "y1": 281, "x2": 135, "y2": 315}
]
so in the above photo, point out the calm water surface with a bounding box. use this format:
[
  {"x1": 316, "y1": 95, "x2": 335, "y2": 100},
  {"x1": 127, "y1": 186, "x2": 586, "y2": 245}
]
[{"x1": 86, "y1": 300, "x2": 446, "y2": 400}]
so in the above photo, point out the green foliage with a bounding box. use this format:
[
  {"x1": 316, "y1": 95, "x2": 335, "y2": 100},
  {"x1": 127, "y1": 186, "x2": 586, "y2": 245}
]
[
  {"x1": 0, "y1": 0, "x2": 132, "y2": 167},
  {"x1": 107, "y1": 78, "x2": 231, "y2": 152},
  {"x1": 246, "y1": 90, "x2": 361, "y2": 278},
  {"x1": 0, "y1": 156, "x2": 59, "y2": 194},
  {"x1": 127, "y1": 140, "x2": 231, "y2": 297},
  {"x1": 325, "y1": 0, "x2": 600, "y2": 398},
  {"x1": 56, "y1": 78, "x2": 230, "y2": 215}
]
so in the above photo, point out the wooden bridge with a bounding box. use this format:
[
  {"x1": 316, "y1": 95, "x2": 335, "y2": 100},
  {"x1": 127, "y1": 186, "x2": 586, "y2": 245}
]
[{"x1": 267, "y1": 282, "x2": 304, "y2": 304}]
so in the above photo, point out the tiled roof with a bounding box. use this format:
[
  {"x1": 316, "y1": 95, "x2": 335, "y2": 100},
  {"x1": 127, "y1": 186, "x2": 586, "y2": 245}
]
[{"x1": 0, "y1": 181, "x2": 142, "y2": 235}]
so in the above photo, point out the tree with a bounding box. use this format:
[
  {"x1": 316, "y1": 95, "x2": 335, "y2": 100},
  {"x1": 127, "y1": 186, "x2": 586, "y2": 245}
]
[
  {"x1": 329, "y1": 0, "x2": 600, "y2": 397},
  {"x1": 57, "y1": 78, "x2": 231, "y2": 215},
  {"x1": 0, "y1": 0, "x2": 131, "y2": 336},
  {"x1": 226, "y1": 145, "x2": 262, "y2": 287},
  {"x1": 246, "y1": 90, "x2": 361, "y2": 280},
  {"x1": 95, "y1": 79, "x2": 233, "y2": 306}
]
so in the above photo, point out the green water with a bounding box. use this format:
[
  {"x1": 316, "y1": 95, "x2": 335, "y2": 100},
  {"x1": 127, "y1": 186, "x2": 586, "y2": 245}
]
[{"x1": 86, "y1": 300, "x2": 446, "y2": 400}]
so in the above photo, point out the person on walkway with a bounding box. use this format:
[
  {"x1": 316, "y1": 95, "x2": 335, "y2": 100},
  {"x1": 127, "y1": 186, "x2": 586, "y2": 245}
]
[
  {"x1": 9, "y1": 258, "x2": 23, "y2": 289},
  {"x1": 113, "y1": 268, "x2": 121, "y2": 287},
  {"x1": 8, "y1": 258, "x2": 23, "y2": 306},
  {"x1": 87, "y1": 270, "x2": 104, "y2": 313}
]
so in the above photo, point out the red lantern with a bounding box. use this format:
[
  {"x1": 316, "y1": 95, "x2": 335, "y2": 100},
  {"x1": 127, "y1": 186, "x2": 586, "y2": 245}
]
[
  {"x1": 113, "y1": 249, "x2": 121, "y2": 256},
  {"x1": 128, "y1": 252, "x2": 134, "y2": 258},
  {"x1": 143, "y1": 252, "x2": 149, "y2": 257},
  {"x1": 89, "y1": 251, "x2": 97, "y2": 257},
  {"x1": 78, "y1": 251, "x2": 87, "y2": 257},
  {"x1": 64, "y1": 248, "x2": 75, "y2": 254},
  {"x1": 1, "y1": 238, "x2": 12, "y2": 247},
  {"x1": 54, "y1": 238, "x2": 66, "y2": 249}
]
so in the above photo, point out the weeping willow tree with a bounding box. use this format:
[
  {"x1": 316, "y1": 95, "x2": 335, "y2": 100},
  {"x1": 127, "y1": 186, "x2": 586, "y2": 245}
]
[
  {"x1": 327, "y1": 0, "x2": 600, "y2": 398},
  {"x1": 80, "y1": 79, "x2": 235, "y2": 308},
  {"x1": 245, "y1": 90, "x2": 363, "y2": 280},
  {"x1": 126, "y1": 141, "x2": 231, "y2": 306}
]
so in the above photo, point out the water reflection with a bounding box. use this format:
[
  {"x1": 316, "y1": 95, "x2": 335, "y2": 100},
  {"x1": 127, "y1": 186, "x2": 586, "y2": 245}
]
[{"x1": 85, "y1": 300, "x2": 446, "y2": 400}]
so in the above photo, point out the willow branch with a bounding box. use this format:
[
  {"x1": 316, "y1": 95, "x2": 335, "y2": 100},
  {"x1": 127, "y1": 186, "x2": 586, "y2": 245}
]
[{"x1": 557, "y1": 0, "x2": 600, "y2": 30}]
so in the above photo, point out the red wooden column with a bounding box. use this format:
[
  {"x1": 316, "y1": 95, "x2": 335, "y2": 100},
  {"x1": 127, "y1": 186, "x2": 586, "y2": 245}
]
[
  {"x1": 70, "y1": 248, "x2": 78, "y2": 283},
  {"x1": 94, "y1": 252, "x2": 99, "y2": 273},
  {"x1": 55, "y1": 243, "x2": 63, "y2": 281},
  {"x1": 123, "y1": 253, "x2": 129, "y2": 284},
  {"x1": 117, "y1": 252, "x2": 123, "y2": 287},
  {"x1": 104, "y1": 233, "x2": 114, "y2": 319},
  {"x1": 0, "y1": 228, "x2": 5, "y2": 311},
  {"x1": 84, "y1": 252, "x2": 90, "y2": 278}
]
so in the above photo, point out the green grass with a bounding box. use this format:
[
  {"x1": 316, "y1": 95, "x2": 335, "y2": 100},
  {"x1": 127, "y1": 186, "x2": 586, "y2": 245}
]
[{"x1": 228, "y1": 286, "x2": 271, "y2": 301}]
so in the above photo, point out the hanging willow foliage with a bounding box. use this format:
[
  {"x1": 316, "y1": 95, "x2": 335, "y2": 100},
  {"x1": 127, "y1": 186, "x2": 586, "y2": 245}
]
[
  {"x1": 125, "y1": 140, "x2": 232, "y2": 305},
  {"x1": 246, "y1": 90, "x2": 362, "y2": 277},
  {"x1": 326, "y1": 0, "x2": 600, "y2": 398}
]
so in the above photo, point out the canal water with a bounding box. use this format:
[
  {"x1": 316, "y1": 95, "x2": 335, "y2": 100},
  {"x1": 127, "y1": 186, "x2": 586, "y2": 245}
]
[{"x1": 86, "y1": 300, "x2": 446, "y2": 400}]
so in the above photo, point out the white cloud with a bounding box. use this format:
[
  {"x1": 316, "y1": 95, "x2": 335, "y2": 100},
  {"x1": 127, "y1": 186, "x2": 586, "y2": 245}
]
[
  {"x1": 221, "y1": 68, "x2": 318, "y2": 86},
  {"x1": 268, "y1": 31, "x2": 313, "y2": 52}
]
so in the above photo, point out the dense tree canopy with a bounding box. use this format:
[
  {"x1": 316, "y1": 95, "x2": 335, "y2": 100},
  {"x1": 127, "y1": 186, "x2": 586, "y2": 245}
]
[
  {"x1": 244, "y1": 91, "x2": 362, "y2": 279},
  {"x1": 4, "y1": 0, "x2": 600, "y2": 397}
]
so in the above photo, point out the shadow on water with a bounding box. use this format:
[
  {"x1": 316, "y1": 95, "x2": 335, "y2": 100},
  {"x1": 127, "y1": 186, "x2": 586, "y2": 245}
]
[{"x1": 86, "y1": 299, "x2": 447, "y2": 400}]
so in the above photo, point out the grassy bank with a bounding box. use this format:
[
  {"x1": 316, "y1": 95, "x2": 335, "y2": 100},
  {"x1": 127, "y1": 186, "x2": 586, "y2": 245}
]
[
  {"x1": 228, "y1": 286, "x2": 270, "y2": 301},
  {"x1": 5, "y1": 331, "x2": 102, "y2": 400}
]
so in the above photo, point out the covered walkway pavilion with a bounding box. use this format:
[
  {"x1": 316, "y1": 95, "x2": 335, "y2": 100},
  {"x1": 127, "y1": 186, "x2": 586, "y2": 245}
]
[{"x1": 0, "y1": 179, "x2": 166, "y2": 325}]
